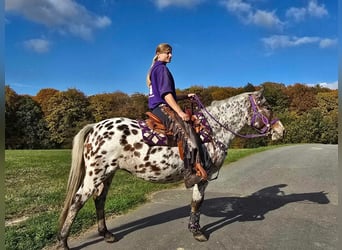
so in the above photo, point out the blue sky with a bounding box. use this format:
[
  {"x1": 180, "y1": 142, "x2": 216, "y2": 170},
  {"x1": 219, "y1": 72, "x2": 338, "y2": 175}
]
[{"x1": 5, "y1": 0, "x2": 338, "y2": 96}]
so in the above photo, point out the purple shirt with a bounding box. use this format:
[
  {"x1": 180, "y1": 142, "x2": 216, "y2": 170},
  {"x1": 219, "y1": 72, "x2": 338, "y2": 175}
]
[{"x1": 148, "y1": 61, "x2": 176, "y2": 109}]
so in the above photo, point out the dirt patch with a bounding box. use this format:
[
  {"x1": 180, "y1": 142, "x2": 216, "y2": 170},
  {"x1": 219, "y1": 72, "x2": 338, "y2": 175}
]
[{"x1": 5, "y1": 216, "x2": 29, "y2": 227}]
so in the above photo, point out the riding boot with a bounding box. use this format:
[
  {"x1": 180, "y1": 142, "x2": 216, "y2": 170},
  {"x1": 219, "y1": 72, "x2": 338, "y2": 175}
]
[{"x1": 183, "y1": 168, "x2": 202, "y2": 188}]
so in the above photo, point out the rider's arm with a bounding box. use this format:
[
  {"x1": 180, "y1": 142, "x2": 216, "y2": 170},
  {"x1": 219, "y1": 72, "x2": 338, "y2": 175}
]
[{"x1": 164, "y1": 93, "x2": 189, "y2": 121}]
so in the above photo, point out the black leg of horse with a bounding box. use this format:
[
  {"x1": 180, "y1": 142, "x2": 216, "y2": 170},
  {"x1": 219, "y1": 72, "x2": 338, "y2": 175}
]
[
  {"x1": 189, "y1": 181, "x2": 208, "y2": 241},
  {"x1": 93, "y1": 174, "x2": 116, "y2": 243}
]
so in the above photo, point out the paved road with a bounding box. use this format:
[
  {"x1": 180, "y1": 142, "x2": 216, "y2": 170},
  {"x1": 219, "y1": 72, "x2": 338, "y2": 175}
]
[{"x1": 65, "y1": 144, "x2": 337, "y2": 250}]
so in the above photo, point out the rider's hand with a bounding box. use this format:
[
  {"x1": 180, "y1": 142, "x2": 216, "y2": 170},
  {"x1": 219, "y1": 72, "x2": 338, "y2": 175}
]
[{"x1": 178, "y1": 110, "x2": 190, "y2": 121}]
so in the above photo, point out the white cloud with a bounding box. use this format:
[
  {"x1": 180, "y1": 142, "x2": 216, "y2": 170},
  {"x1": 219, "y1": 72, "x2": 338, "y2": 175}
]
[
  {"x1": 221, "y1": 0, "x2": 283, "y2": 30},
  {"x1": 23, "y1": 38, "x2": 51, "y2": 53},
  {"x1": 307, "y1": 0, "x2": 328, "y2": 17},
  {"x1": 95, "y1": 16, "x2": 112, "y2": 28},
  {"x1": 248, "y1": 10, "x2": 283, "y2": 29},
  {"x1": 286, "y1": 7, "x2": 306, "y2": 21},
  {"x1": 261, "y1": 35, "x2": 337, "y2": 50},
  {"x1": 153, "y1": 0, "x2": 205, "y2": 9},
  {"x1": 286, "y1": 0, "x2": 328, "y2": 22},
  {"x1": 5, "y1": 0, "x2": 111, "y2": 40},
  {"x1": 319, "y1": 38, "x2": 338, "y2": 48},
  {"x1": 308, "y1": 81, "x2": 338, "y2": 90},
  {"x1": 222, "y1": 0, "x2": 251, "y2": 13}
]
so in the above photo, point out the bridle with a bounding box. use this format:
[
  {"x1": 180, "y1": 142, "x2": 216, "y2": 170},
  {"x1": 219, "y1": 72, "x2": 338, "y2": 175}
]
[
  {"x1": 191, "y1": 94, "x2": 279, "y2": 139},
  {"x1": 249, "y1": 95, "x2": 279, "y2": 136}
]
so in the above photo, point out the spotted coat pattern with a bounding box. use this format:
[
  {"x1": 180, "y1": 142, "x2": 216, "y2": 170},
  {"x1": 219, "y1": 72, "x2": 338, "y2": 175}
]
[
  {"x1": 57, "y1": 90, "x2": 285, "y2": 250},
  {"x1": 80, "y1": 92, "x2": 259, "y2": 187}
]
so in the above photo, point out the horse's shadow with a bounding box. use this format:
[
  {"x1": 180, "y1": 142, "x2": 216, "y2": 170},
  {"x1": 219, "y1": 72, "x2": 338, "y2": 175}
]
[{"x1": 73, "y1": 184, "x2": 329, "y2": 249}]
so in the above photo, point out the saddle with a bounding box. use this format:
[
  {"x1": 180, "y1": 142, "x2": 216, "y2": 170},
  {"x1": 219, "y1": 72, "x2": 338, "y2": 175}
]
[
  {"x1": 145, "y1": 109, "x2": 212, "y2": 143},
  {"x1": 139, "y1": 110, "x2": 213, "y2": 180},
  {"x1": 145, "y1": 111, "x2": 172, "y2": 136}
]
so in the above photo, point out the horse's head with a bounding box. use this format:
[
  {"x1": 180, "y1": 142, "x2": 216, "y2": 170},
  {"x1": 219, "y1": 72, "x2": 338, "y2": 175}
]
[{"x1": 249, "y1": 89, "x2": 285, "y2": 140}]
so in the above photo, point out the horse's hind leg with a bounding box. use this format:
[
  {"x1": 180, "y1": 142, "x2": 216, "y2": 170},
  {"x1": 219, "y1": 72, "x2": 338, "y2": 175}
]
[
  {"x1": 189, "y1": 181, "x2": 208, "y2": 242},
  {"x1": 94, "y1": 173, "x2": 116, "y2": 243},
  {"x1": 58, "y1": 187, "x2": 94, "y2": 250}
]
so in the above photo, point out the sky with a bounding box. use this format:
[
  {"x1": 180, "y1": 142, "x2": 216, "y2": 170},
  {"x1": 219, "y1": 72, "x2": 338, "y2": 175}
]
[{"x1": 5, "y1": 0, "x2": 338, "y2": 97}]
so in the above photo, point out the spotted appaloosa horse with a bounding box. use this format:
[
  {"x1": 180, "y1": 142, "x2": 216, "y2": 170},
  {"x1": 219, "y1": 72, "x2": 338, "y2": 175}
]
[{"x1": 57, "y1": 89, "x2": 285, "y2": 249}]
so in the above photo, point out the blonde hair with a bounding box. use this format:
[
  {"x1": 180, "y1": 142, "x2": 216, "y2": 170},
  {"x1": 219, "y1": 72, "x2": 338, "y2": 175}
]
[{"x1": 146, "y1": 43, "x2": 172, "y2": 87}]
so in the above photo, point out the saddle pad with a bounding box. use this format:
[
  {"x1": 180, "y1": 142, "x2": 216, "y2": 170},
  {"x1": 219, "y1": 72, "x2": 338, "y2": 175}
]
[{"x1": 138, "y1": 120, "x2": 168, "y2": 146}]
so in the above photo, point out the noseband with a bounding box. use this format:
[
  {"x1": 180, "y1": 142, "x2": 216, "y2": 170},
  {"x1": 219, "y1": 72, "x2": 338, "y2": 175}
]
[{"x1": 192, "y1": 94, "x2": 278, "y2": 139}]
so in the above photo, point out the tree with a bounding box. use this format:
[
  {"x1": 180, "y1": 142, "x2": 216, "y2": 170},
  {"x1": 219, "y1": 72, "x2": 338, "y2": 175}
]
[
  {"x1": 126, "y1": 93, "x2": 148, "y2": 119},
  {"x1": 15, "y1": 96, "x2": 51, "y2": 148},
  {"x1": 316, "y1": 90, "x2": 338, "y2": 115},
  {"x1": 209, "y1": 86, "x2": 238, "y2": 101},
  {"x1": 243, "y1": 82, "x2": 256, "y2": 92},
  {"x1": 33, "y1": 88, "x2": 59, "y2": 116},
  {"x1": 45, "y1": 88, "x2": 94, "y2": 148},
  {"x1": 284, "y1": 83, "x2": 318, "y2": 114},
  {"x1": 184, "y1": 85, "x2": 213, "y2": 106},
  {"x1": 89, "y1": 91, "x2": 131, "y2": 122},
  {"x1": 283, "y1": 108, "x2": 337, "y2": 144},
  {"x1": 5, "y1": 87, "x2": 51, "y2": 148},
  {"x1": 319, "y1": 113, "x2": 338, "y2": 144},
  {"x1": 262, "y1": 82, "x2": 289, "y2": 114},
  {"x1": 315, "y1": 90, "x2": 338, "y2": 144},
  {"x1": 89, "y1": 93, "x2": 114, "y2": 122},
  {"x1": 5, "y1": 86, "x2": 20, "y2": 148},
  {"x1": 5, "y1": 83, "x2": 338, "y2": 148}
]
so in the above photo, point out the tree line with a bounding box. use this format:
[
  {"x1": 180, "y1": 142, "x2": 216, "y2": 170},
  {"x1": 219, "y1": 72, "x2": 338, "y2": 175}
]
[{"x1": 5, "y1": 82, "x2": 338, "y2": 149}]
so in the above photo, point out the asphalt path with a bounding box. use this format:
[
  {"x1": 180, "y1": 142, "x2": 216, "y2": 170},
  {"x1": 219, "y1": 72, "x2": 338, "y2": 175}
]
[{"x1": 63, "y1": 144, "x2": 337, "y2": 250}]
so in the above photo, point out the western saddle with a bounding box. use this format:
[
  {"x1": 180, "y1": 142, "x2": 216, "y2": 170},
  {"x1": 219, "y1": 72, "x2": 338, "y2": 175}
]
[{"x1": 144, "y1": 111, "x2": 208, "y2": 180}]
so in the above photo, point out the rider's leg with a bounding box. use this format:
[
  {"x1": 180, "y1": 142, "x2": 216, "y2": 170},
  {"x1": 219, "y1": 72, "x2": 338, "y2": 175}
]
[
  {"x1": 155, "y1": 105, "x2": 206, "y2": 188},
  {"x1": 183, "y1": 147, "x2": 202, "y2": 188}
]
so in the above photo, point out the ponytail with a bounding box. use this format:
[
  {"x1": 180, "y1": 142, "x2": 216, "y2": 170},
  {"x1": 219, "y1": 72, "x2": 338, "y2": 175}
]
[{"x1": 146, "y1": 55, "x2": 158, "y2": 87}]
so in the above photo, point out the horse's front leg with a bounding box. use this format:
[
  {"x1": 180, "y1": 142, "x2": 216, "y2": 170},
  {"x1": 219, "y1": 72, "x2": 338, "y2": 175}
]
[
  {"x1": 189, "y1": 180, "x2": 208, "y2": 242},
  {"x1": 94, "y1": 173, "x2": 116, "y2": 243}
]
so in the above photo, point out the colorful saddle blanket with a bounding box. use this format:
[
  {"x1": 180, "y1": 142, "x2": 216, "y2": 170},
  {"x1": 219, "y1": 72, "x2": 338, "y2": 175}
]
[
  {"x1": 138, "y1": 120, "x2": 170, "y2": 146},
  {"x1": 138, "y1": 110, "x2": 213, "y2": 146}
]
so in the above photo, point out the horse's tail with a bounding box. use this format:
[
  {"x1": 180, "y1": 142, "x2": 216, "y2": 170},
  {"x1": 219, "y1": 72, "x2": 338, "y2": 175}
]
[{"x1": 58, "y1": 123, "x2": 94, "y2": 231}]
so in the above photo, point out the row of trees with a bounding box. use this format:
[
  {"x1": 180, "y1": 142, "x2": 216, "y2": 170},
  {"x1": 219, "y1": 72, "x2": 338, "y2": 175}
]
[{"x1": 5, "y1": 82, "x2": 338, "y2": 149}]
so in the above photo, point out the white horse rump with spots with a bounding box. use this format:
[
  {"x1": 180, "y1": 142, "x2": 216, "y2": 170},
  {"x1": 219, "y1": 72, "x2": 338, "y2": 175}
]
[{"x1": 57, "y1": 89, "x2": 285, "y2": 249}]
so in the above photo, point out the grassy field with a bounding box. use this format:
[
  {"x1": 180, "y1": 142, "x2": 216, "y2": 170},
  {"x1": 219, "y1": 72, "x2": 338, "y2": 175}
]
[{"x1": 5, "y1": 146, "x2": 281, "y2": 249}]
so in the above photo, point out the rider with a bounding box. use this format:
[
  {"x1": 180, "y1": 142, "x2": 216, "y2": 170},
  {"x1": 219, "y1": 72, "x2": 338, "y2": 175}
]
[{"x1": 146, "y1": 43, "x2": 207, "y2": 188}]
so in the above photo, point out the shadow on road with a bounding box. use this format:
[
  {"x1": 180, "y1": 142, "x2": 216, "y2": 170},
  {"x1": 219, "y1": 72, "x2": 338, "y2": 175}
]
[
  {"x1": 73, "y1": 184, "x2": 329, "y2": 249},
  {"x1": 200, "y1": 184, "x2": 329, "y2": 238}
]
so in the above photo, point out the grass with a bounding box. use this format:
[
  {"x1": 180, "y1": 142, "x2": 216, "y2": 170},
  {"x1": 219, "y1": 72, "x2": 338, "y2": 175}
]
[
  {"x1": 223, "y1": 146, "x2": 282, "y2": 164},
  {"x1": 5, "y1": 145, "x2": 282, "y2": 249}
]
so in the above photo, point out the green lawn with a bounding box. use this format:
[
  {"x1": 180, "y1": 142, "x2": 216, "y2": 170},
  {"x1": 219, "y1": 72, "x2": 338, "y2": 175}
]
[{"x1": 5, "y1": 146, "x2": 281, "y2": 249}]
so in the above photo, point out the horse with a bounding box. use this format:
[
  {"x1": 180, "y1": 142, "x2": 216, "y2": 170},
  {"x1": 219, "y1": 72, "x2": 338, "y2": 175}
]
[{"x1": 57, "y1": 89, "x2": 285, "y2": 249}]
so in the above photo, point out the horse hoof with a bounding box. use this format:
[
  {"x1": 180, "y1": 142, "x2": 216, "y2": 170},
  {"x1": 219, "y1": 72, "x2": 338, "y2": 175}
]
[
  {"x1": 193, "y1": 231, "x2": 208, "y2": 242},
  {"x1": 56, "y1": 242, "x2": 70, "y2": 250},
  {"x1": 102, "y1": 231, "x2": 116, "y2": 243}
]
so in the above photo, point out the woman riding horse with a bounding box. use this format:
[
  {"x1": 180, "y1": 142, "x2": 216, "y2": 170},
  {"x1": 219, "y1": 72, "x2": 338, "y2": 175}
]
[{"x1": 146, "y1": 43, "x2": 208, "y2": 188}]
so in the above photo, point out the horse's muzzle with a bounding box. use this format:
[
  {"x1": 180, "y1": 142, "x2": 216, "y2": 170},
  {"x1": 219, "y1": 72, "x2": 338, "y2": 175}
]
[{"x1": 271, "y1": 120, "x2": 285, "y2": 140}]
